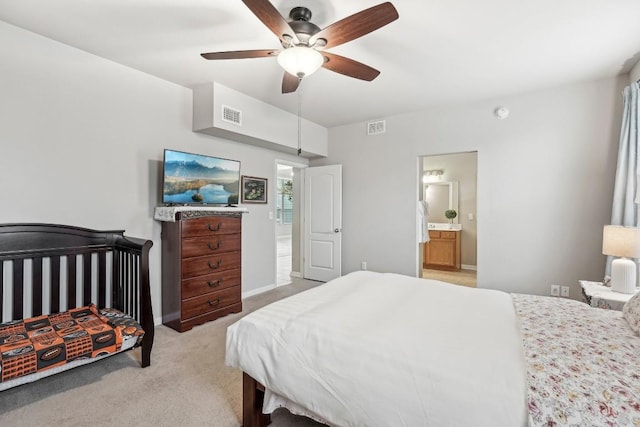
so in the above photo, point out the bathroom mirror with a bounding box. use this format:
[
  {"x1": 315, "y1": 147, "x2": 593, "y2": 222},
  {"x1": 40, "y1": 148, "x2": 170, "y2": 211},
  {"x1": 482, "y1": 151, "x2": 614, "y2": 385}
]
[{"x1": 424, "y1": 181, "x2": 459, "y2": 223}]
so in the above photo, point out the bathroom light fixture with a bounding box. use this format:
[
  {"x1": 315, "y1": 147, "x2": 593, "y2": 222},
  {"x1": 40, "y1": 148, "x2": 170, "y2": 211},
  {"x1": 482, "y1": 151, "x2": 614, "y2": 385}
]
[
  {"x1": 277, "y1": 46, "x2": 324, "y2": 78},
  {"x1": 602, "y1": 225, "x2": 640, "y2": 293},
  {"x1": 422, "y1": 170, "x2": 444, "y2": 183}
]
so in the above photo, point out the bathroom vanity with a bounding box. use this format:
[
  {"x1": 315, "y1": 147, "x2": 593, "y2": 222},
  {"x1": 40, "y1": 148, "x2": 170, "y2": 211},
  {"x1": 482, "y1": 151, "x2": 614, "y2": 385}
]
[{"x1": 423, "y1": 228, "x2": 461, "y2": 271}]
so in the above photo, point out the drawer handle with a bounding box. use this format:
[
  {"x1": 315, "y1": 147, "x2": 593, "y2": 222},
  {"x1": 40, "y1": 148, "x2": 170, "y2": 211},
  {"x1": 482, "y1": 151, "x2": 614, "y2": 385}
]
[
  {"x1": 207, "y1": 260, "x2": 222, "y2": 270},
  {"x1": 208, "y1": 223, "x2": 222, "y2": 232},
  {"x1": 207, "y1": 241, "x2": 222, "y2": 251},
  {"x1": 208, "y1": 298, "x2": 220, "y2": 307},
  {"x1": 207, "y1": 279, "x2": 221, "y2": 288}
]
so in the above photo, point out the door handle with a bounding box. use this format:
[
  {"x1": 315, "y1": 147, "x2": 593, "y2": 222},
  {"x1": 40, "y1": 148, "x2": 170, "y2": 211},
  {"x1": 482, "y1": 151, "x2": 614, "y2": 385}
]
[{"x1": 334, "y1": 228, "x2": 341, "y2": 233}]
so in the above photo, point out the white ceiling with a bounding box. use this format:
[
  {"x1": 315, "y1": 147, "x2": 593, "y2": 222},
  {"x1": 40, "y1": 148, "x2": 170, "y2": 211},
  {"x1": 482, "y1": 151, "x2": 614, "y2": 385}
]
[{"x1": 2, "y1": 0, "x2": 640, "y2": 128}]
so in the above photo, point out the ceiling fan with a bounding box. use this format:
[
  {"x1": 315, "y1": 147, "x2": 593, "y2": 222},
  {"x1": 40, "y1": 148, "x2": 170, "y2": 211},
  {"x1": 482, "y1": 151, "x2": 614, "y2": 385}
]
[{"x1": 201, "y1": 0, "x2": 399, "y2": 93}]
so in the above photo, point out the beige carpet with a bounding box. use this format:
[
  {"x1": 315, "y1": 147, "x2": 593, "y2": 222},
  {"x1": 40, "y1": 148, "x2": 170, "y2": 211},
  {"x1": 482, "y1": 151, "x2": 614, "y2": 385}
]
[{"x1": 0, "y1": 278, "x2": 324, "y2": 427}]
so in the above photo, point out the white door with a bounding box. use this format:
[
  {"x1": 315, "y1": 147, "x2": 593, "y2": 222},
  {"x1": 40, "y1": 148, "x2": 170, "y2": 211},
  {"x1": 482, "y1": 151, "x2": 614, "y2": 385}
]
[{"x1": 304, "y1": 164, "x2": 342, "y2": 282}]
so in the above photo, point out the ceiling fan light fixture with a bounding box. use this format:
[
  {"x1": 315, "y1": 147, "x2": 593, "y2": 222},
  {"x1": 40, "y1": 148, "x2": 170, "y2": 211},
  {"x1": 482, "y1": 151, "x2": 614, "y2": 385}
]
[
  {"x1": 200, "y1": 1, "x2": 399, "y2": 93},
  {"x1": 277, "y1": 46, "x2": 324, "y2": 78}
]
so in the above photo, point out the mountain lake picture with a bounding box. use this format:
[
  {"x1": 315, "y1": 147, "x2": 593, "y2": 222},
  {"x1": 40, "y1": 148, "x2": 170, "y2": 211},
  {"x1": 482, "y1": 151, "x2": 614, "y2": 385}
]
[{"x1": 163, "y1": 150, "x2": 240, "y2": 205}]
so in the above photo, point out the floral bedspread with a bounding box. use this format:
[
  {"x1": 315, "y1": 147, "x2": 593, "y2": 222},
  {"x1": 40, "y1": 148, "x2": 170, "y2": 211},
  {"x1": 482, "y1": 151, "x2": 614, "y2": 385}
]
[{"x1": 511, "y1": 294, "x2": 640, "y2": 426}]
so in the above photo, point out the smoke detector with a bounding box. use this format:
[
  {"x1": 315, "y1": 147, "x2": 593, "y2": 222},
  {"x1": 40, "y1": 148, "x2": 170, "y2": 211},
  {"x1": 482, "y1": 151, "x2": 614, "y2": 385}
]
[{"x1": 494, "y1": 106, "x2": 509, "y2": 119}]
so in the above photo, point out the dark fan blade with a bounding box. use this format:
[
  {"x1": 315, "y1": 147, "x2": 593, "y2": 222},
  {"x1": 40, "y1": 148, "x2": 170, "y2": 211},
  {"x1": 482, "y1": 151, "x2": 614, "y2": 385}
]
[
  {"x1": 242, "y1": 0, "x2": 299, "y2": 44},
  {"x1": 321, "y1": 52, "x2": 380, "y2": 81},
  {"x1": 310, "y1": 2, "x2": 398, "y2": 49},
  {"x1": 201, "y1": 49, "x2": 278, "y2": 60},
  {"x1": 282, "y1": 72, "x2": 301, "y2": 93}
]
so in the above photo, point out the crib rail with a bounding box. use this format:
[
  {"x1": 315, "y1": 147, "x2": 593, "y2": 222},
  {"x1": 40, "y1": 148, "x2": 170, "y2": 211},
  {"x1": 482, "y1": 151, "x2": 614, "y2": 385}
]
[{"x1": 0, "y1": 223, "x2": 154, "y2": 367}]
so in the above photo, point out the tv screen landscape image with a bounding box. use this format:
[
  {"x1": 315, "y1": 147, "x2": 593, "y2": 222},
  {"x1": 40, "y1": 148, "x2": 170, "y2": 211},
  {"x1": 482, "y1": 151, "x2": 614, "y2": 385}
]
[{"x1": 162, "y1": 149, "x2": 240, "y2": 205}]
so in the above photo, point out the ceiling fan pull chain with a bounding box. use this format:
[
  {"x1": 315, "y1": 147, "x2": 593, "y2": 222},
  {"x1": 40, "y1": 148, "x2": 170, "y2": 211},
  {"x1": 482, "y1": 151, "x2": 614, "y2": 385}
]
[{"x1": 297, "y1": 87, "x2": 302, "y2": 156}]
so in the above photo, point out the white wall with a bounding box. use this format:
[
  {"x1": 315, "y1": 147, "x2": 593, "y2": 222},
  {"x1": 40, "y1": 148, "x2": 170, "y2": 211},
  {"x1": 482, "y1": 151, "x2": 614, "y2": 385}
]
[
  {"x1": 1, "y1": 19, "x2": 627, "y2": 304},
  {"x1": 313, "y1": 76, "x2": 625, "y2": 298},
  {"x1": 0, "y1": 21, "x2": 307, "y2": 323},
  {"x1": 630, "y1": 59, "x2": 640, "y2": 83}
]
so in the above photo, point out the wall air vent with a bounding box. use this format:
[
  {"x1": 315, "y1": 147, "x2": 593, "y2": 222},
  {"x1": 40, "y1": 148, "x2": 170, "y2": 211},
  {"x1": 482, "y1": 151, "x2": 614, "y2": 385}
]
[
  {"x1": 367, "y1": 120, "x2": 386, "y2": 135},
  {"x1": 222, "y1": 105, "x2": 242, "y2": 126}
]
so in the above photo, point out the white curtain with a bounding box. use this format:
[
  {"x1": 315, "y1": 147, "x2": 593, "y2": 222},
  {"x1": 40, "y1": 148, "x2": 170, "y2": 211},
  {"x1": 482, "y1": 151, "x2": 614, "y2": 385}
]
[{"x1": 607, "y1": 81, "x2": 640, "y2": 274}]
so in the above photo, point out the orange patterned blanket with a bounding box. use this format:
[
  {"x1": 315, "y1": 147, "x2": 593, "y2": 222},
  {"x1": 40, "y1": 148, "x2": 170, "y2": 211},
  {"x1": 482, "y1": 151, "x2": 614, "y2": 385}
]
[{"x1": 0, "y1": 305, "x2": 144, "y2": 383}]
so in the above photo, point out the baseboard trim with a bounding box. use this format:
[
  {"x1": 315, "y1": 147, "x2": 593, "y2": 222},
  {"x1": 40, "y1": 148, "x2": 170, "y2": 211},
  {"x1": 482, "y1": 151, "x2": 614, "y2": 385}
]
[
  {"x1": 461, "y1": 264, "x2": 477, "y2": 271},
  {"x1": 234, "y1": 271, "x2": 308, "y2": 301},
  {"x1": 242, "y1": 283, "x2": 277, "y2": 299}
]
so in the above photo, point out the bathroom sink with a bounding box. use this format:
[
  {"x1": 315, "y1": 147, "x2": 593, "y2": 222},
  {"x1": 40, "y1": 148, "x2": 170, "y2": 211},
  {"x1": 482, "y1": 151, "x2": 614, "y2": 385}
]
[{"x1": 427, "y1": 223, "x2": 462, "y2": 231}]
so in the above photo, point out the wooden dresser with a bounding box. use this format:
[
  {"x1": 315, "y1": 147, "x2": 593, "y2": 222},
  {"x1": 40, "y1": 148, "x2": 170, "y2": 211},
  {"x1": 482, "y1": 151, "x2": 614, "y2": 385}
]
[
  {"x1": 161, "y1": 211, "x2": 243, "y2": 332},
  {"x1": 423, "y1": 230, "x2": 461, "y2": 271}
]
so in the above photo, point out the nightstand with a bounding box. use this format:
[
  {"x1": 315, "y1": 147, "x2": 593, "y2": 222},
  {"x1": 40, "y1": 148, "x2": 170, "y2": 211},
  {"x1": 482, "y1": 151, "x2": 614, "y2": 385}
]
[{"x1": 579, "y1": 280, "x2": 638, "y2": 310}]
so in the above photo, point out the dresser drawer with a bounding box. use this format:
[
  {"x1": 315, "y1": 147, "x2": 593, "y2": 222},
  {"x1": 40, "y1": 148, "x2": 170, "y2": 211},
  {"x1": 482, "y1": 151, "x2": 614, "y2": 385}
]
[
  {"x1": 181, "y1": 268, "x2": 240, "y2": 299},
  {"x1": 181, "y1": 216, "x2": 241, "y2": 237},
  {"x1": 181, "y1": 285, "x2": 241, "y2": 320},
  {"x1": 181, "y1": 251, "x2": 241, "y2": 279},
  {"x1": 181, "y1": 233, "x2": 240, "y2": 258}
]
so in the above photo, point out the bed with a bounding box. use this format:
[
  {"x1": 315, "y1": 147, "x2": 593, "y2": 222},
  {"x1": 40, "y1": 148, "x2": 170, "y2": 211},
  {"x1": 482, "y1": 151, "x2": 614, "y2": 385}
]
[{"x1": 226, "y1": 271, "x2": 640, "y2": 426}]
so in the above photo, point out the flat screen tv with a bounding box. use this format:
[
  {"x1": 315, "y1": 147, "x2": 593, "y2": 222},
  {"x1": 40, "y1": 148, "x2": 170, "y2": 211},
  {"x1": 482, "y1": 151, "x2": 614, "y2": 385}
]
[{"x1": 162, "y1": 149, "x2": 240, "y2": 206}]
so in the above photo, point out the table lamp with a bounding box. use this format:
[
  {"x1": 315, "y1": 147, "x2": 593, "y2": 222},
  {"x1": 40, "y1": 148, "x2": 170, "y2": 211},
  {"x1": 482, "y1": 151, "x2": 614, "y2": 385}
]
[{"x1": 602, "y1": 225, "x2": 640, "y2": 293}]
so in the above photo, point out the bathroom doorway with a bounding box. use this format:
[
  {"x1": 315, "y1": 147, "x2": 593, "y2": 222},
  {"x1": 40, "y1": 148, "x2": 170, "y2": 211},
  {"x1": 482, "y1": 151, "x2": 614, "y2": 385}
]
[
  {"x1": 419, "y1": 152, "x2": 478, "y2": 287},
  {"x1": 275, "y1": 161, "x2": 304, "y2": 286}
]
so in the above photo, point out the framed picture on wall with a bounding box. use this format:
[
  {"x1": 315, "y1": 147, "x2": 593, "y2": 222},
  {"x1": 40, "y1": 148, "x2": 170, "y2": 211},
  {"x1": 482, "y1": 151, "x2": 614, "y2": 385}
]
[{"x1": 241, "y1": 176, "x2": 268, "y2": 204}]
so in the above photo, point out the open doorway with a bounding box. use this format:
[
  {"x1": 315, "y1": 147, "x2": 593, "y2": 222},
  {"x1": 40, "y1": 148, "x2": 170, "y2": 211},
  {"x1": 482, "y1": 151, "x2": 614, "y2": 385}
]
[
  {"x1": 275, "y1": 162, "x2": 304, "y2": 286},
  {"x1": 419, "y1": 152, "x2": 478, "y2": 287},
  {"x1": 276, "y1": 164, "x2": 293, "y2": 285}
]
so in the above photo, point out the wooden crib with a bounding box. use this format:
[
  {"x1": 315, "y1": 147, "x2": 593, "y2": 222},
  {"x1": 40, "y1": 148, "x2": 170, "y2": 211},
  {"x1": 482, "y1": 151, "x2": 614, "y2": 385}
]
[{"x1": 0, "y1": 223, "x2": 154, "y2": 388}]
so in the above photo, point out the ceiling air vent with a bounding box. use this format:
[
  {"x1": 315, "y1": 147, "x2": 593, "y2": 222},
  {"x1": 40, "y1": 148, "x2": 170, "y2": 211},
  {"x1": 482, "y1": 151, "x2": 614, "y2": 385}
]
[
  {"x1": 367, "y1": 120, "x2": 386, "y2": 135},
  {"x1": 222, "y1": 105, "x2": 242, "y2": 126}
]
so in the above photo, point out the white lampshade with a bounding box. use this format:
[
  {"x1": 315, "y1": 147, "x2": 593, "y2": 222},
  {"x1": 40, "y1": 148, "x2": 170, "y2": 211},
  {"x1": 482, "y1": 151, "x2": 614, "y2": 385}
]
[
  {"x1": 277, "y1": 46, "x2": 324, "y2": 78},
  {"x1": 602, "y1": 226, "x2": 640, "y2": 258},
  {"x1": 602, "y1": 225, "x2": 640, "y2": 294}
]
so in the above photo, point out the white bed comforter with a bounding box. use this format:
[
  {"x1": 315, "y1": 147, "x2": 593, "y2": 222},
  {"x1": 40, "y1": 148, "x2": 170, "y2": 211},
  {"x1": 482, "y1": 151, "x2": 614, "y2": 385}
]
[{"x1": 226, "y1": 271, "x2": 527, "y2": 426}]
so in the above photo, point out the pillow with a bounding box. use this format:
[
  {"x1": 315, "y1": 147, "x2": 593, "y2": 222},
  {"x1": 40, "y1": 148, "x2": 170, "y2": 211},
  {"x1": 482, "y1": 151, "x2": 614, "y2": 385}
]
[
  {"x1": 622, "y1": 292, "x2": 640, "y2": 335},
  {"x1": 99, "y1": 307, "x2": 145, "y2": 341}
]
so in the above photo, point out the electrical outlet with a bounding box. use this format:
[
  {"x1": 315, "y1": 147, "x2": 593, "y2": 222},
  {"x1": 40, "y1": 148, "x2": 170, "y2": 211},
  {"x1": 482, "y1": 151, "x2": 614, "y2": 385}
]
[
  {"x1": 561, "y1": 286, "x2": 570, "y2": 297},
  {"x1": 550, "y1": 284, "x2": 560, "y2": 297},
  {"x1": 361, "y1": 261, "x2": 367, "y2": 270}
]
